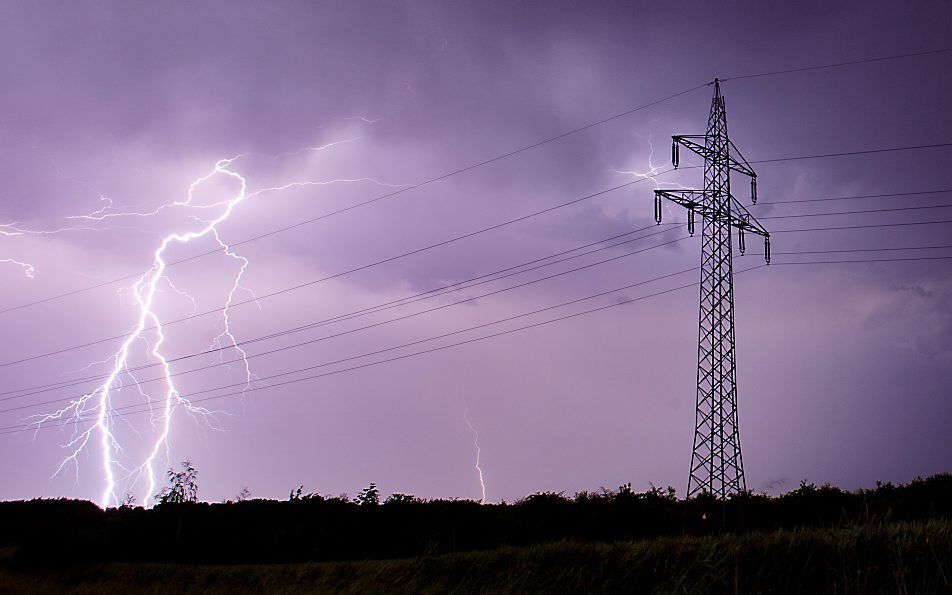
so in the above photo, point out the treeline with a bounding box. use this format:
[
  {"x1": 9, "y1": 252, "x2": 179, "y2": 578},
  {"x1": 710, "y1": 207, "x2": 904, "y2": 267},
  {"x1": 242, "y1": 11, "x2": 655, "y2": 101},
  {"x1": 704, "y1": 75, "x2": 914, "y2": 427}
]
[{"x1": 2, "y1": 474, "x2": 950, "y2": 564}]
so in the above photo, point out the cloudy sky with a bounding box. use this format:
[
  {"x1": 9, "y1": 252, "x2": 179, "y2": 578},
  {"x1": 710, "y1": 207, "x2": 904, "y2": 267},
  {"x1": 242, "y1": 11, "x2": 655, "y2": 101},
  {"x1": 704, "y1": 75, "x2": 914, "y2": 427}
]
[{"x1": 0, "y1": 0, "x2": 950, "y2": 506}]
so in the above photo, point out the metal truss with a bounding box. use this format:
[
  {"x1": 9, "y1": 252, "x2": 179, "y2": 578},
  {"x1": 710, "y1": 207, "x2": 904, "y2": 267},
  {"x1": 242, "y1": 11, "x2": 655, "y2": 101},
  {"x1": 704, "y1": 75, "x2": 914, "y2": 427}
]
[{"x1": 653, "y1": 79, "x2": 770, "y2": 498}]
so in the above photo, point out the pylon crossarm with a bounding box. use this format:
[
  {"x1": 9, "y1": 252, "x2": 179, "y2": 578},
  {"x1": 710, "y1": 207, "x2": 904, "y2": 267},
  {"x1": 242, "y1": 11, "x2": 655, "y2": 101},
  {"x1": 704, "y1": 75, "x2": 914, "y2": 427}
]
[
  {"x1": 654, "y1": 189, "x2": 707, "y2": 209},
  {"x1": 672, "y1": 136, "x2": 756, "y2": 178},
  {"x1": 654, "y1": 189, "x2": 768, "y2": 238},
  {"x1": 727, "y1": 140, "x2": 757, "y2": 178},
  {"x1": 728, "y1": 198, "x2": 769, "y2": 238},
  {"x1": 653, "y1": 189, "x2": 707, "y2": 227}
]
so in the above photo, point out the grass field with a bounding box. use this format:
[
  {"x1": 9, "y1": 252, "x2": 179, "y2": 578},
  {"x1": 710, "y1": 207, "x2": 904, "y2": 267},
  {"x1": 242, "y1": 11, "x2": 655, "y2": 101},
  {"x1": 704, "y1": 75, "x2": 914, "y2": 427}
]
[{"x1": 2, "y1": 519, "x2": 949, "y2": 593}]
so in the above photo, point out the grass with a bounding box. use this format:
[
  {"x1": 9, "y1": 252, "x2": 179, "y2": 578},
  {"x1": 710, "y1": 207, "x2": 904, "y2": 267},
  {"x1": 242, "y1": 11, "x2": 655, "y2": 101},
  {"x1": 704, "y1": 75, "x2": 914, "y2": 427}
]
[{"x1": 1, "y1": 520, "x2": 949, "y2": 593}]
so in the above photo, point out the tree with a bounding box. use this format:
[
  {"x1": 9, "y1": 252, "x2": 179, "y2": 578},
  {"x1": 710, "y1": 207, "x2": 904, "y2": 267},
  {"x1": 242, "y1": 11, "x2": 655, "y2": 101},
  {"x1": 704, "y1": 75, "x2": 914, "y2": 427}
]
[
  {"x1": 289, "y1": 486, "x2": 322, "y2": 501},
  {"x1": 354, "y1": 482, "x2": 380, "y2": 506},
  {"x1": 156, "y1": 460, "x2": 199, "y2": 505}
]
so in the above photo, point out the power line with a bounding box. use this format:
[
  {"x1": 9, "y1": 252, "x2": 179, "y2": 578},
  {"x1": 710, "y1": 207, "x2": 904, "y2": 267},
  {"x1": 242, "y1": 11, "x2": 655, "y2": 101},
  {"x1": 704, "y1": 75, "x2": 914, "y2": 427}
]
[
  {"x1": 0, "y1": 85, "x2": 709, "y2": 316},
  {"x1": 0, "y1": 232, "x2": 693, "y2": 407},
  {"x1": 772, "y1": 255, "x2": 952, "y2": 265},
  {"x1": 754, "y1": 189, "x2": 952, "y2": 206},
  {"x1": 761, "y1": 244, "x2": 952, "y2": 256},
  {"x1": 749, "y1": 142, "x2": 952, "y2": 164},
  {"x1": 5, "y1": 193, "x2": 952, "y2": 371},
  {"x1": 0, "y1": 263, "x2": 759, "y2": 435},
  {"x1": 770, "y1": 218, "x2": 952, "y2": 233},
  {"x1": 0, "y1": 223, "x2": 677, "y2": 397},
  {"x1": 6, "y1": 239, "x2": 952, "y2": 412},
  {"x1": 671, "y1": 142, "x2": 952, "y2": 171},
  {"x1": 4, "y1": 139, "x2": 951, "y2": 321},
  {"x1": 7, "y1": 249, "x2": 948, "y2": 437},
  {"x1": 756, "y1": 202, "x2": 952, "y2": 220},
  {"x1": 0, "y1": 176, "x2": 670, "y2": 367},
  {"x1": 5, "y1": 141, "x2": 946, "y2": 363},
  {"x1": 721, "y1": 47, "x2": 952, "y2": 82},
  {"x1": 3, "y1": 45, "x2": 950, "y2": 318}
]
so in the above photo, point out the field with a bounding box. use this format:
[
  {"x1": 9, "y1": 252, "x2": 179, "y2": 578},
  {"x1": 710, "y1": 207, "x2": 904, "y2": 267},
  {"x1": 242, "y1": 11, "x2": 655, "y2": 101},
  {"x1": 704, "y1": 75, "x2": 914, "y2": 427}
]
[
  {"x1": 1, "y1": 476, "x2": 950, "y2": 592},
  {"x1": 1, "y1": 520, "x2": 950, "y2": 593}
]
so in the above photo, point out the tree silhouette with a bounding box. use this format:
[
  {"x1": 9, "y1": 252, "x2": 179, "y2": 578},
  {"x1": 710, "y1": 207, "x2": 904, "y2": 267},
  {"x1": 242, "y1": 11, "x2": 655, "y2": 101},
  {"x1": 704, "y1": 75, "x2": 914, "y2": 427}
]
[
  {"x1": 354, "y1": 482, "x2": 380, "y2": 506},
  {"x1": 155, "y1": 460, "x2": 199, "y2": 505},
  {"x1": 385, "y1": 492, "x2": 420, "y2": 504}
]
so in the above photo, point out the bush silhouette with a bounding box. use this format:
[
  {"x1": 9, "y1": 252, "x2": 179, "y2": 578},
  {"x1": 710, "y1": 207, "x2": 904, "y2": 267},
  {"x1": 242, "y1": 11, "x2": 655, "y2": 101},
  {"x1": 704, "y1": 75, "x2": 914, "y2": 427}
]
[{"x1": 155, "y1": 460, "x2": 199, "y2": 505}]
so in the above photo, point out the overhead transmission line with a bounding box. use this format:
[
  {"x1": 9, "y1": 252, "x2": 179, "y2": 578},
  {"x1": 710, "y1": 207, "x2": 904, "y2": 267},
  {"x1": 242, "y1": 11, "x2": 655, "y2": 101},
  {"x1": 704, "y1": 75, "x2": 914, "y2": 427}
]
[
  {"x1": 0, "y1": 176, "x2": 673, "y2": 367},
  {"x1": 749, "y1": 142, "x2": 952, "y2": 164},
  {"x1": 0, "y1": 223, "x2": 678, "y2": 395},
  {"x1": 5, "y1": 41, "x2": 952, "y2": 318},
  {"x1": 0, "y1": 230, "x2": 692, "y2": 404},
  {"x1": 761, "y1": 244, "x2": 952, "y2": 257},
  {"x1": 5, "y1": 233, "x2": 952, "y2": 410},
  {"x1": 7, "y1": 248, "x2": 951, "y2": 437},
  {"x1": 0, "y1": 84, "x2": 710, "y2": 316},
  {"x1": 0, "y1": 263, "x2": 765, "y2": 434},
  {"x1": 3, "y1": 177, "x2": 952, "y2": 370},
  {"x1": 769, "y1": 218, "x2": 952, "y2": 234},
  {"x1": 756, "y1": 202, "x2": 952, "y2": 220},
  {"x1": 754, "y1": 188, "x2": 952, "y2": 206},
  {"x1": 773, "y1": 255, "x2": 952, "y2": 265},
  {"x1": 720, "y1": 47, "x2": 952, "y2": 82},
  {"x1": 3, "y1": 48, "x2": 951, "y2": 431}
]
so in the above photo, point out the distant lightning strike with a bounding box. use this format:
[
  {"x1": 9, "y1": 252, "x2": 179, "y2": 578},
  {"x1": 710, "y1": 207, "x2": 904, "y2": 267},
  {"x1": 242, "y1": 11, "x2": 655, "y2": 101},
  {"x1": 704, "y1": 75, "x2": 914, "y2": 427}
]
[
  {"x1": 463, "y1": 401, "x2": 486, "y2": 504},
  {"x1": 614, "y1": 134, "x2": 688, "y2": 190},
  {"x1": 16, "y1": 137, "x2": 407, "y2": 508}
]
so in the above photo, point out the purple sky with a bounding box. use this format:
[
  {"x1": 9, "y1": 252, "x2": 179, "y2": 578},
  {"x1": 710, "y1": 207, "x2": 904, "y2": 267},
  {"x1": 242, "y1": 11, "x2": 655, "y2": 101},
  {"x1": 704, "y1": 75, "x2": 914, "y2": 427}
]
[{"x1": 0, "y1": 1, "x2": 950, "y2": 506}]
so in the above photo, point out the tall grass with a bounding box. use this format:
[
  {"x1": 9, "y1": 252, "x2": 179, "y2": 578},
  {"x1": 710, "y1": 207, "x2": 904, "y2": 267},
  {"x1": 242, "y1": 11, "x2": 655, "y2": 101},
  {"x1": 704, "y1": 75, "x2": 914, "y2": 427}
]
[{"x1": 2, "y1": 519, "x2": 949, "y2": 593}]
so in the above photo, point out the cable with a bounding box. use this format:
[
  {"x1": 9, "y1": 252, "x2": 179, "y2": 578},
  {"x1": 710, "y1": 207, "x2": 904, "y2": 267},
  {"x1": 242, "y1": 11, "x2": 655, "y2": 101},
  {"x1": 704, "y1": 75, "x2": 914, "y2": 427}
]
[
  {"x1": 721, "y1": 47, "x2": 952, "y2": 82},
  {"x1": 7, "y1": 238, "x2": 952, "y2": 412},
  {"x1": 8, "y1": 141, "x2": 952, "y2": 368},
  {"x1": 761, "y1": 244, "x2": 952, "y2": 256},
  {"x1": 1, "y1": 263, "x2": 756, "y2": 435},
  {"x1": 772, "y1": 255, "x2": 952, "y2": 265},
  {"x1": 770, "y1": 218, "x2": 952, "y2": 233},
  {"x1": 0, "y1": 175, "x2": 672, "y2": 367},
  {"x1": 754, "y1": 188, "x2": 952, "y2": 206},
  {"x1": 5, "y1": 42, "x2": 951, "y2": 318},
  {"x1": 5, "y1": 137, "x2": 951, "y2": 320},
  {"x1": 0, "y1": 223, "x2": 677, "y2": 397},
  {"x1": 672, "y1": 142, "x2": 952, "y2": 171},
  {"x1": 5, "y1": 248, "x2": 950, "y2": 432},
  {"x1": 750, "y1": 142, "x2": 952, "y2": 164},
  {"x1": 7, "y1": 198, "x2": 952, "y2": 371},
  {"x1": 756, "y1": 202, "x2": 952, "y2": 220},
  {"x1": 0, "y1": 84, "x2": 709, "y2": 316},
  {"x1": 0, "y1": 233, "x2": 692, "y2": 408}
]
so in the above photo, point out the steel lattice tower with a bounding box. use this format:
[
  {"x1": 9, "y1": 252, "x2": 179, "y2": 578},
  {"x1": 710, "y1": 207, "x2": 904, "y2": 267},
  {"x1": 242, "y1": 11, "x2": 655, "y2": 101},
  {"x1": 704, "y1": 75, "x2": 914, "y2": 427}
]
[{"x1": 653, "y1": 79, "x2": 771, "y2": 498}]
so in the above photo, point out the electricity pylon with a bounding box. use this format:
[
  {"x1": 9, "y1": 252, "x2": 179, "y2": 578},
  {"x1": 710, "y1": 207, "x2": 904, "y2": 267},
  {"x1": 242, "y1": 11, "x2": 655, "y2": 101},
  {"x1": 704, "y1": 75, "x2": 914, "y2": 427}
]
[{"x1": 653, "y1": 79, "x2": 770, "y2": 498}]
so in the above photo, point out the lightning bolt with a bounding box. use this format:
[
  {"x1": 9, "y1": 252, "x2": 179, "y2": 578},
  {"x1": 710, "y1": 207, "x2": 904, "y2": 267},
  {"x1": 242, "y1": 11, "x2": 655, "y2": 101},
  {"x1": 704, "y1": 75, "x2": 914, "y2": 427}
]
[
  {"x1": 613, "y1": 131, "x2": 689, "y2": 189},
  {"x1": 0, "y1": 257, "x2": 35, "y2": 278},
  {"x1": 0, "y1": 215, "x2": 137, "y2": 279},
  {"x1": 462, "y1": 400, "x2": 486, "y2": 504},
  {"x1": 30, "y1": 158, "x2": 245, "y2": 507},
  {"x1": 612, "y1": 133, "x2": 690, "y2": 225},
  {"x1": 20, "y1": 137, "x2": 408, "y2": 508}
]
